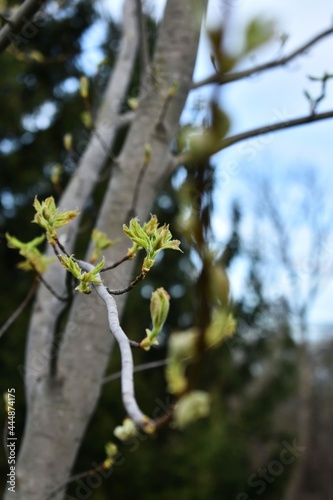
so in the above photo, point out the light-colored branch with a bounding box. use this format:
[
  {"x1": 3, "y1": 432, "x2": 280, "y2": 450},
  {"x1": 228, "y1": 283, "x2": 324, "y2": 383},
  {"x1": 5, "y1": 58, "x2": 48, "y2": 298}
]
[
  {"x1": 192, "y1": 26, "x2": 333, "y2": 89},
  {"x1": 78, "y1": 260, "x2": 152, "y2": 428},
  {"x1": 173, "y1": 110, "x2": 333, "y2": 169},
  {"x1": 23, "y1": 0, "x2": 140, "y2": 401}
]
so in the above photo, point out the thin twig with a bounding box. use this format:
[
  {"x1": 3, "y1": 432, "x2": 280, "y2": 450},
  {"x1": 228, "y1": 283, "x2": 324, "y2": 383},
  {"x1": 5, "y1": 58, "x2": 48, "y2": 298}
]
[
  {"x1": 37, "y1": 273, "x2": 69, "y2": 302},
  {"x1": 136, "y1": 0, "x2": 150, "y2": 82},
  {"x1": 0, "y1": 281, "x2": 38, "y2": 340},
  {"x1": 127, "y1": 160, "x2": 150, "y2": 220},
  {"x1": 46, "y1": 464, "x2": 105, "y2": 500},
  {"x1": 78, "y1": 260, "x2": 153, "y2": 429},
  {"x1": 53, "y1": 236, "x2": 70, "y2": 257},
  {"x1": 192, "y1": 26, "x2": 333, "y2": 89},
  {"x1": 101, "y1": 254, "x2": 131, "y2": 272},
  {"x1": 103, "y1": 359, "x2": 168, "y2": 384},
  {"x1": 173, "y1": 109, "x2": 333, "y2": 169},
  {"x1": 107, "y1": 272, "x2": 145, "y2": 295}
]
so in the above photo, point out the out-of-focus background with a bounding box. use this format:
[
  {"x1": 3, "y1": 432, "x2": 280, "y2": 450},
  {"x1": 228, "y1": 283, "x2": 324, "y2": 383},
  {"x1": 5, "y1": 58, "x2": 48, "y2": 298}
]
[{"x1": 1, "y1": 1, "x2": 333, "y2": 498}]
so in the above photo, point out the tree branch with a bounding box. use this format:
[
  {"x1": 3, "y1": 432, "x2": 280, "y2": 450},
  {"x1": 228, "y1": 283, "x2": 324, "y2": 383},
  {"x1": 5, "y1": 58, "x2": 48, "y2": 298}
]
[
  {"x1": 192, "y1": 26, "x2": 333, "y2": 89},
  {"x1": 78, "y1": 260, "x2": 153, "y2": 429},
  {"x1": 107, "y1": 271, "x2": 145, "y2": 295},
  {"x1": 103, "y1": 359, "x2": 168, "y2": 384},
  {"x1": 0, "y1": 0, "x2": 47, "y2": 54},
  {"x1": 173, "y1": 110, "x2": 333, "y2": 168}
]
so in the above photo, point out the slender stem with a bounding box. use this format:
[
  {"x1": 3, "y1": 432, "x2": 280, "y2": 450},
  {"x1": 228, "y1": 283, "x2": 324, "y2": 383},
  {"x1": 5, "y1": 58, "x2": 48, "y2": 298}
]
[
  {"x1": 53, "y1": 236, "x2": 70, "y2": 257},
  {"x1": 173, "y1": 109, "x2": 333, "y2": 168},
  {"x1": 36, "y1": 272, "x2": 69, "y2": 302},
  {"x1": 78, "y1": 260, "x2": 153, "y2": 429},
  {"x1": 101, "y1": 254, "x2": 131, "y2": 272},
  {"x1": 107, "y1": 272, "x2": 145, "y2": 295},
  {"x1": 192, "y1": 26, "x2": 333, "y2": 89},
  {"x1": 0, "y1": 281, "x2": 38, "y2": 340}
]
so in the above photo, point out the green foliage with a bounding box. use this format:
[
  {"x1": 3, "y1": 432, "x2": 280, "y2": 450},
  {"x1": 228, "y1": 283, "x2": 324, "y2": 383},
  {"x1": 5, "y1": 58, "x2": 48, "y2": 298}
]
[
  {"x1": 173, "y1": 391, "x2": 210, "y2": 429},
  {"x1": 5, "y1": 233, "x2": 54, "y2": 273},
  {"x1": 32, "y1": 196, "x2": 79, "y2": 242},
  {"x1": 141, "y1": 287, "x2": 170, "y2": 350},
  {"x1": 113, "y1": 418, "x2": 137, "y2": 441},
  {"x1": 245, "y1": 17, "x2": 275, "y2": 53},
  {"x1": 123, "y1": 215, "x2": 182, "y2": 273},
  {"x1": 90, "y1": 229, "x2": 115, "y2": 263},
  {"x1": 59, "y1": 255, "x2": 105, "y2": 294}
]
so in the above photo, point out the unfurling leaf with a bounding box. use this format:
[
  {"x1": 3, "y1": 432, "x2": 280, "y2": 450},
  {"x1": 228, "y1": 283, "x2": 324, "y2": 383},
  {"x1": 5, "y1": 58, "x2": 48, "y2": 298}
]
[
  {"x1": 173, "y1": 391, "x2": 210, "y2": 429},
  {"x1": 60, "y1": 255, "x2": 104, "y2": 294},
  {"x1": 245, "y1": 17, "x2": 275, "y2": 53},
  {"x1": 166, "y1": 329, "x2": 198, "y2": 395},
  {"x1": 59, "y1": 255, "x2": 82, "y2": 280},
  {"x1": 32, "y1": 196, "x2": 79, "y2": 242},
  {"x1": 128, "y1": 97, "x2": 139, "y2": 110},
  {"x1": 140, "y1": 288, "x2": 170, "y2": 350},
  {"x1": 205, "y1": 309, "x2": 236, "y2": 348},
  {"x1": 124, "y1": 215, "x2": 182, "y2": 274},
  {"x1": 6, "y1": 233, "x2": 54, "y2": 274}
]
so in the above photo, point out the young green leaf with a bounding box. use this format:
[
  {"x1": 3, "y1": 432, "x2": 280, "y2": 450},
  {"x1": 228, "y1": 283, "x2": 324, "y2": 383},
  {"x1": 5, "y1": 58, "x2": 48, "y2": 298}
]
[
  {"x1": 32, "y1": 196, "x2": 79, "y2": 242},
  {"x1": 90, "y1": 229, "x2": 115, "y2": 263},
  {"x1": 141, "y1": 288, "x2": 170, "y2": 350}
]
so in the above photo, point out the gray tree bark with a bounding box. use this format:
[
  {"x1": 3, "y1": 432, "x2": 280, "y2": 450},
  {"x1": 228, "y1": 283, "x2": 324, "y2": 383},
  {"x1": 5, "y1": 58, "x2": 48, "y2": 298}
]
[{"x1": 5, "y1": 0, "x2": 206, "y2": 498}]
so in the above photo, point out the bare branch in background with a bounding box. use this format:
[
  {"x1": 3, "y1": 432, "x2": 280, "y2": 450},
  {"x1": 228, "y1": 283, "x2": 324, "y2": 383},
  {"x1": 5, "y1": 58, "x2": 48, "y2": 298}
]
[
  {"x1": 173, "y1": 109, "x2": 333, "y2": 169},
  {"x1": 0, "y1": 281, "x2": 37, "y2": 340},
  {"x1": 192, "y1": 26, "x2": 333, "y2": 89}
]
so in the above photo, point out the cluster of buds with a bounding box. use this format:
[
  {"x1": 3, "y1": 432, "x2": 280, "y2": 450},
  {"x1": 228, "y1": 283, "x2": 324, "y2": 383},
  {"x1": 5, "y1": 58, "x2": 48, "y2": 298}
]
[
  {"x1": 123, "y1": 215, "x2": 182, "y2": 273},
  {"x1": 32, "y1": 196, "x2": 79, "y2": 243}
]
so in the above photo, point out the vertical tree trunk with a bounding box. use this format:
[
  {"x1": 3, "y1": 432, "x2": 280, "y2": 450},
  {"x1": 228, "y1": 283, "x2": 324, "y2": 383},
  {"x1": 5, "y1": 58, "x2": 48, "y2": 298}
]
[{"x1": 5, "y1": 1, "x2": 206, "y2": 498}]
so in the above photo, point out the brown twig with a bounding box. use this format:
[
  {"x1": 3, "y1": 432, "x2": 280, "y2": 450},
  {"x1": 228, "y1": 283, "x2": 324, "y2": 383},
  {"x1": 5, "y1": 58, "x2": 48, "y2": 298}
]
[
  {"x1": 36, "y1": 272, "x2": 69, "y2": 302},
  {"x1": 106, "y1": 272, "x2": 145, "y2": 295},
  {"x1": 127, "y1": 159, "x2": 150, "y2": 220},
  {"x1": 101, "y1": 254, "x2": 131, "y2": 272},
  {"x1": 45, "y1": 463, "x2": 106, "y2": 500},
  {"x1": 0, "y1": 281, "x2": 38, "y2": 340},
  {"x1": 192, "y1": 26, "x2": 333, "y2": 89}
]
